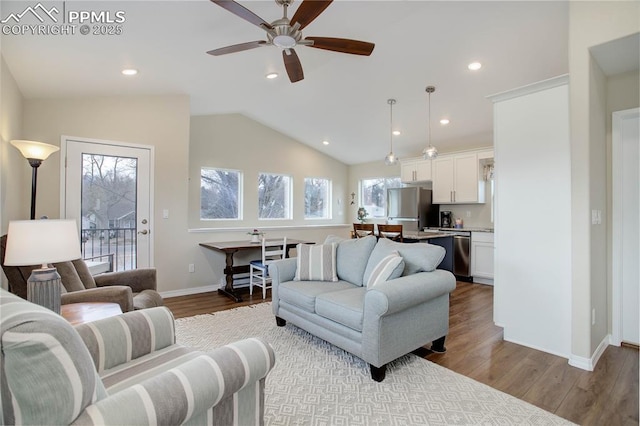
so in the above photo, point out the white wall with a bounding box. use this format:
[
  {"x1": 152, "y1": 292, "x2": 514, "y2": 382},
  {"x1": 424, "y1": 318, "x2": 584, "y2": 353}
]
[
  {"x1": 0, "y1": 57, "x2": 28, "y2": 232},
  {"x1": 20, "y1": 95, "x2": 192, "y2": 294},
  {"x1": 490, "y1": 77, "x2": 572, "y2": 358},
  {"x1": 568, "y1": 1, "x2": 640, "y2": 360}
]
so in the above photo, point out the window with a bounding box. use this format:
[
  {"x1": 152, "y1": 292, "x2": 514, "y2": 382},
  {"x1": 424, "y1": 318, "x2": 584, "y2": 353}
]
[
  {"x1": 360, "y1": 177, "x2": 402, "y2": 218},
  {"x1": 201, "y1": 168, "x2": 242, "y2": 220},
  {"x1": 305, "y1": 177, "x2": 331, "y2": 219},
  {"x1": 258, "y1": 173, "x2": 292, "y2": 219}
]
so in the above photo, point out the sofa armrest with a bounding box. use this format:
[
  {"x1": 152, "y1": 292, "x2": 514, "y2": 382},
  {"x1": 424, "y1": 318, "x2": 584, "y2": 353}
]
[
  {"x1": 365, "y1": 270, "x2": 456, "y2": 316},
  {"x1": 61, "y1": 286, "x2": 134, "y2": 313},
  {"x1": 269, "y1": 258, "x2": 297, "y2": 286},
  {"x1": 74, "y1": 307, "x2": 175, "y2": 372},
  {"x1": 71, "y1": 338, "x2": 276, "y2": 426},
  {"x1": 94, "y1": 268, "x2": 157, "y2": 293}
]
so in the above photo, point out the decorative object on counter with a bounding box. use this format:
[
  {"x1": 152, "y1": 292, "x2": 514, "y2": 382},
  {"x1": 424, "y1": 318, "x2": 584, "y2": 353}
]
[
  {"x1": 356, "y1": 207, "x2": 368, "y2": 223},
  {"x1": 455, "y1": 218, "x2": 463, "y2": 229},
  {"x1": 3, "y1": 219, "x2": 81, "y2": 314},
  {"x1": 10, "y1": 140, "x2": 60, "y2": 220},
  {"x1": 422, "y1": 86, "x2": 438, "y2": 160},
  {"x1": 384, "y1": 99, "x2": 398, "y2": 166},
  {"x1": 247, "y1": 228, "x2": 265, "y2": 243},
  {"x1": 483, "y1": 162, "x2": 495, "y2": 181}
]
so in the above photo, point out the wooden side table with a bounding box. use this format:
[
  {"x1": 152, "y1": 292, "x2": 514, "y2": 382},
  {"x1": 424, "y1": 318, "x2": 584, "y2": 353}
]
[{"x1": 60, "y1": 302, "x2": 123, "y2": 325}]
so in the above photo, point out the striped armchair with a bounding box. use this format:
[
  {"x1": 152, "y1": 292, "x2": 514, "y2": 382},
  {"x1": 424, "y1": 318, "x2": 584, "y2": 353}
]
[{"x1": 0, "y1": 289, "x2": 275, "y2": 425}]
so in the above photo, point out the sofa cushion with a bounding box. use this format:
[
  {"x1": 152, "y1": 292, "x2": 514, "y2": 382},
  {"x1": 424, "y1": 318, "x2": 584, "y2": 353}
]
[
  {"x1": 324, "y1": 235, "x2": 377, "y2": 286},
  {"x1": 364, "y1": 238, "x2": 446, "y2": 280},
  {"x1": 294, "y1": 243, "x2": 338, "y2": 282},
  {"x1": 278, "y1": 280, "x2": 356, "y2": 313},
  {"x1": 0, "y1": 290, "x2": 107, "y2": 425},
  {"x1": 366, "y1": 251, "x2": 404, "y2": 288},
  {"x1": 315, "y1": 287, "x2": 366, "y2": 332}
]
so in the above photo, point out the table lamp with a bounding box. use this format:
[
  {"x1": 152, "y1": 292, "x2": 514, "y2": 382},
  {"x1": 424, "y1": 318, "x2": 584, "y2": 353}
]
[{"x1": 4, "y1": 219, "x2": 81, "y2": 314}]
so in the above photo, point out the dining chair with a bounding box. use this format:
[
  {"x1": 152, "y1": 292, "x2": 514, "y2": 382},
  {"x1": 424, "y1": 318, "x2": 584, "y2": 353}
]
[
  {"x1": 353, "y1": 223, "x2": 375, "y2": 238},
  {"x1": 377, "y1": 224, "x2": 404, "y2": 242},
  {"x1": 250, "y1": 237, "x2": 287, "y2": 299}
]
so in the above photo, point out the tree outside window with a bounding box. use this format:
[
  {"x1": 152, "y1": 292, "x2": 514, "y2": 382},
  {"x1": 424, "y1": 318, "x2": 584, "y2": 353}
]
[
  {"x1": 201, "y1": 168, "x2": 242, "y2": 219},
  {"x1": 360, "y1": 177, "x2": 402, "y2": 217},
  {"x1": 305, "y1": 177, "x2": 331, "y2": 219},
  {"x1": 258, "y1": 173, "x2": 292, "y2": 219}
]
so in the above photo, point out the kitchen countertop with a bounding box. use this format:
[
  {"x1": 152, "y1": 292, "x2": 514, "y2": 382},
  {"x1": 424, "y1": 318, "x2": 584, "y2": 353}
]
[
  {"x1": 403, "y1": 232, "x2": 455, "y2": 240},
  {"x1": 424, "y1": 227, "x2": 494, "y2": 233}
]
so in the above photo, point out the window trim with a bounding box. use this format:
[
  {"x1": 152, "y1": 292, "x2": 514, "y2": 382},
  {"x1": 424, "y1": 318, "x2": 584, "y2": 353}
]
[{"x1": 304, "y1": 176, "x2": 332, "y2": 220}]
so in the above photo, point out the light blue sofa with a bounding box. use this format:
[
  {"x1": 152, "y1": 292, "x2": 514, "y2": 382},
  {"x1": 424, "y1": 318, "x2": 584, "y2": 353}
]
[
  {"x1": 0, "y1": 289, "x2": 275, "y2": 425},
  {"x1": 269, "y1": 235, "x2": 456, "y2": 381}
]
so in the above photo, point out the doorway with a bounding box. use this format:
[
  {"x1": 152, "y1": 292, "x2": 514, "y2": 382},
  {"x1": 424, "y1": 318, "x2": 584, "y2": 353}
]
[
  {"x1": 612, "y1": 107, "x2": 639, "y2": 346},
  {"x1": 61, "y1": 136, "x2": 154, "y2": 271}
]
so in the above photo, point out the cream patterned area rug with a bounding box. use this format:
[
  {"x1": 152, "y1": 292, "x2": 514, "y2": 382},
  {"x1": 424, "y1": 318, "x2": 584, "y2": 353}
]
[{"x1": 175, "y1": 302, "x2": 573, "y2": 426}]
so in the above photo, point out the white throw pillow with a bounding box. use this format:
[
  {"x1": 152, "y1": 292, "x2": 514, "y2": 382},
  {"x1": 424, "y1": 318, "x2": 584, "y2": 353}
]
[
  {"x1": 366, "y1": 251, "x2": 404, "y2": 288},
  {"x1": 294, "y1": 243, "x2": 338, "y2": 282}
]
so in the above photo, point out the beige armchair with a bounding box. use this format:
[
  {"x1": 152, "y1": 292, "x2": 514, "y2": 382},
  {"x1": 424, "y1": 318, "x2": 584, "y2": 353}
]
[{"x1": 1, "y1": 235, "x2": 163, "y2": 312}]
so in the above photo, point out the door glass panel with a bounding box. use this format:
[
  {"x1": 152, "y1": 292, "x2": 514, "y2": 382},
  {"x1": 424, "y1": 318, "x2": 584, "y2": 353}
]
[{"x1": 80, "y1": 154, "x2": 138, "y2": 271}]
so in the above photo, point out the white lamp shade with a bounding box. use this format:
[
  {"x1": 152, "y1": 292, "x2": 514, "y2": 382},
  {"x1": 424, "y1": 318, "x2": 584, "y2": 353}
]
[
  {"x1": 4, "y1": 219, "x2": 81, "y2": 266},
  {"x1": 10, "y1": 140, "x2": 60, "y2": 161}
]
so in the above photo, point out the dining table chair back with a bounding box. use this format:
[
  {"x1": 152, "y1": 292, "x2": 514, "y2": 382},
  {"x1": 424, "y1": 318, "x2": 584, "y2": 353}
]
[
  {"x1": 377, "y1": 224, "x2": 404, "y2": 242},
  {"x1": 249, "y1": 237, "x2": 287, "y2": 299},
  {"x1": 353, "y1": 223, "x2": 375, "y2": 238}
]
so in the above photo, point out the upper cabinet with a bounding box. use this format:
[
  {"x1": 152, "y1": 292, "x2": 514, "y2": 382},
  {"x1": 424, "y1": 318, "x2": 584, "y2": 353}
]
[
  {"x1": 433, "y1": 152, "x2": 486, "y2": 204},
  {"x1": 400, "y1": 158, "x2": 432, "y2": 183}
]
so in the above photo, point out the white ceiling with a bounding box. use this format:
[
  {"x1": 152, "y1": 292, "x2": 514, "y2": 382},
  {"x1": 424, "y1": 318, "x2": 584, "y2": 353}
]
[{"x1": 1, "y1": 0, "x2": 571, "y2": 165}]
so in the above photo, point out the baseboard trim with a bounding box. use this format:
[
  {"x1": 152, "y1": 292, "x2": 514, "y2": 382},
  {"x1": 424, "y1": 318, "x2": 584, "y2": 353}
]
[
  {"x1": 161, "y1": 285, "x2": 219, "y2": 298},
  {"x1": 568, "y1": 334, "x2": 610, "y2": 371}
]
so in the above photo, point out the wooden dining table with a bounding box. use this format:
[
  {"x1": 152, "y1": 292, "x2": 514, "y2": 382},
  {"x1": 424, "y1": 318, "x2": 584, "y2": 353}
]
[{"x1": 199, "y1": 238, "x2": 313, "y2": 302}]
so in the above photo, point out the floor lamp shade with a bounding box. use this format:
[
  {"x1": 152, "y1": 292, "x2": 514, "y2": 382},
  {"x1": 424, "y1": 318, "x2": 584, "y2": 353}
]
[{"x1": 5, "y1": 219, "x2": 81, "y2": 313}]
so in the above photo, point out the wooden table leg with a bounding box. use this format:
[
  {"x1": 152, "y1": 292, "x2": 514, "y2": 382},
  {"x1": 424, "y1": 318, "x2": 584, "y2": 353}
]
[{"x1": 219, "y1": 250, "x2": 243, "y2": 302}]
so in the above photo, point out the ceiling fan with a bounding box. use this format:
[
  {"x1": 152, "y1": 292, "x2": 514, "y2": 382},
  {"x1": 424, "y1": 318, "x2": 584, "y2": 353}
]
[{"x1": 207, "y1": 0, "x2": 375, "y2": 83}]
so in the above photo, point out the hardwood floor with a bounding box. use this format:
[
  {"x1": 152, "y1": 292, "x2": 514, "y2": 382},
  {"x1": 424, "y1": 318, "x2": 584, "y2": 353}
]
[{"x1": 164, "y1": 282, "x2": 639, "y2": 425}]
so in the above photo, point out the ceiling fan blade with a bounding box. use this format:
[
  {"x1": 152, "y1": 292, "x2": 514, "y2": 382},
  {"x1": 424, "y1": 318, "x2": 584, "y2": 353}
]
[
  {"x1": 207, "y1": 40, "x2": 267, "y2": 56},
  {"x1": 282, "y1": 49, "x2": 304, "y2": 83},
  {"x1": 305, "y1": 37, "x2": 375, "y2": 56},
  {"x1": 290, "y1": 0, "x2": 333, "y2": 30},
  {"x1": 210, "y1": 0, "x2": 273, "y2": 30}
]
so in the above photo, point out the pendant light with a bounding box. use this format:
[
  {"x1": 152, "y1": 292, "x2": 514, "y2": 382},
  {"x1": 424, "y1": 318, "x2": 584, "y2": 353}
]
[
  {"x1": 422, "y1": 86, "x2": 438, "y2": 160},
  {"x1": 384, "y1": 98, "x2": 398, "y2": 166}
]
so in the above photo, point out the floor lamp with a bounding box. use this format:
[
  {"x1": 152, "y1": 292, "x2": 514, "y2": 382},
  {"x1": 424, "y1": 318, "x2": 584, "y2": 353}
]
[
  {"x1": 4, "y1": 219, "x2": 81, "y2": 314},
  {"x1": 10, "y1": 140, "x2": 60, "y2": 220}
]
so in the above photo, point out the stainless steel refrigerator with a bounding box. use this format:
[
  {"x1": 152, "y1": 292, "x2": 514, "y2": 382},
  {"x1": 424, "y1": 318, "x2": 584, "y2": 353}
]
[{"x1": 386, "y1": 187, "x2": 439, "y2": 232}]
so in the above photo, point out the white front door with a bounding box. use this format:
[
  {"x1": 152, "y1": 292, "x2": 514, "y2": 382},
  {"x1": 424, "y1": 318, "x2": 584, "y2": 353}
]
[{"x1": 61, "y1": 136, "x2": 153, "y2": 271}]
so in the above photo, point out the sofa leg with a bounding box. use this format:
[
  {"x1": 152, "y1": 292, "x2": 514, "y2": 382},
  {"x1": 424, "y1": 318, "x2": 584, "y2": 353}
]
[
  {"x1": 431, "y1": 336, "x2": 447, "y2": 353},
  {"x1": 370, "y1": 364, "x2": 386, "y2": 382},
  {"x1": 275, "y1": 316, "x2": 286, "y2": 327}
]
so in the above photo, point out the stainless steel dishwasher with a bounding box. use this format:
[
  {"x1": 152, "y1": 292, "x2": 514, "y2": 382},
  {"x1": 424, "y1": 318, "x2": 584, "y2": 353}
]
[{"x1": 438, "y1": 230, "x2": 472, "y2": 280}]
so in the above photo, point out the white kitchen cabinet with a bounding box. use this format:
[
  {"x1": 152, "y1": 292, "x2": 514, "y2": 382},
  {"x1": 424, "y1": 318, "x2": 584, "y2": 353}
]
[
  {"x1": 400, "y1": 158, "x2": 432, "y2": 183},
  {"x1": 471, "y1": 232, "x2": 494, "y2": 284},
  {"x1": 432, "y1": 152, "x2": 484, "y2": 203}
]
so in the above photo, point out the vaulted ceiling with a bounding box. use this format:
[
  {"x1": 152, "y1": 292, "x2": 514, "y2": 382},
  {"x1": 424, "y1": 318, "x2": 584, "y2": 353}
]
[{"x1": 1, "y1": 0, "x2": 570, "y2": 164}]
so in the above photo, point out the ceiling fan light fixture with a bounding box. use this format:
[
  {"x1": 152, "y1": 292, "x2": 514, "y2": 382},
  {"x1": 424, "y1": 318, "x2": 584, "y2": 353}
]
[
  {"x1": 422, "y1": 85, "x2": 439, "y2": 160},
  {"x1": 384, "y1": 98, "x2": 399, "y2": 166},
  {"x1": 273, "y1": 34, "x2": 297, "y2": 49},
  {"x1": 266, "y1": 72, "x2": 279, "y2": 79}
]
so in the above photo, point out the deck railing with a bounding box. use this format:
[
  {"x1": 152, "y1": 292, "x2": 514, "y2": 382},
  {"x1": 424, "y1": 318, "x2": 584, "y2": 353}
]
[{"x1": 80, "y1": 227, "x2": 137, "y2": 272}]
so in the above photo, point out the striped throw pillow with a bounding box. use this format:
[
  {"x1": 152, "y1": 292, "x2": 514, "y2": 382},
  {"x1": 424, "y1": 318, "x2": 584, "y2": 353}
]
[
  {"x1": 294, "y1": 243, "x2": 338, "y2": 282},
  {"x1": 366, "y1": 251, "x2": 404, "y2": 288}
]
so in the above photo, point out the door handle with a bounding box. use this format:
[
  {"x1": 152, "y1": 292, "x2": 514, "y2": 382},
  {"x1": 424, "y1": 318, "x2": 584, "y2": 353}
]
[{"x1": 138, "y1": 229, "x2": 149, "y2": 235}]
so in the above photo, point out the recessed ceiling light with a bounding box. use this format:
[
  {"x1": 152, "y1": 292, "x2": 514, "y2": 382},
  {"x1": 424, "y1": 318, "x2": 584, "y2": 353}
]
[
  {"x1": 121, "y1": 68, "x2": 138, "y2": 76},
  {"x1": 266, "y1": 72, "x2": 279, "y2": 79},
  {"x1": 322, "y1": 140, "x2": 329, "y2": 146},
  {"x1": 440, "y1": 119, "x2": 450, "y2": 125},
  {"x1": 468, "y1": 62, "x2": 482, "y2": 71},
  {"x1": 392, "y1": 130, "x2": 401, "y2": 136}
]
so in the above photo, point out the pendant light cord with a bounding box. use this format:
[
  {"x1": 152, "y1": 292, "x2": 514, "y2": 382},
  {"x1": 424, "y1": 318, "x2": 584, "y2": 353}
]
[
  {"x1": 389, "y1": 99, "x2": 394, "y2": 152},
  {"x1": 428, "y1": 90, "x2": 432, "y2": 148}
]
